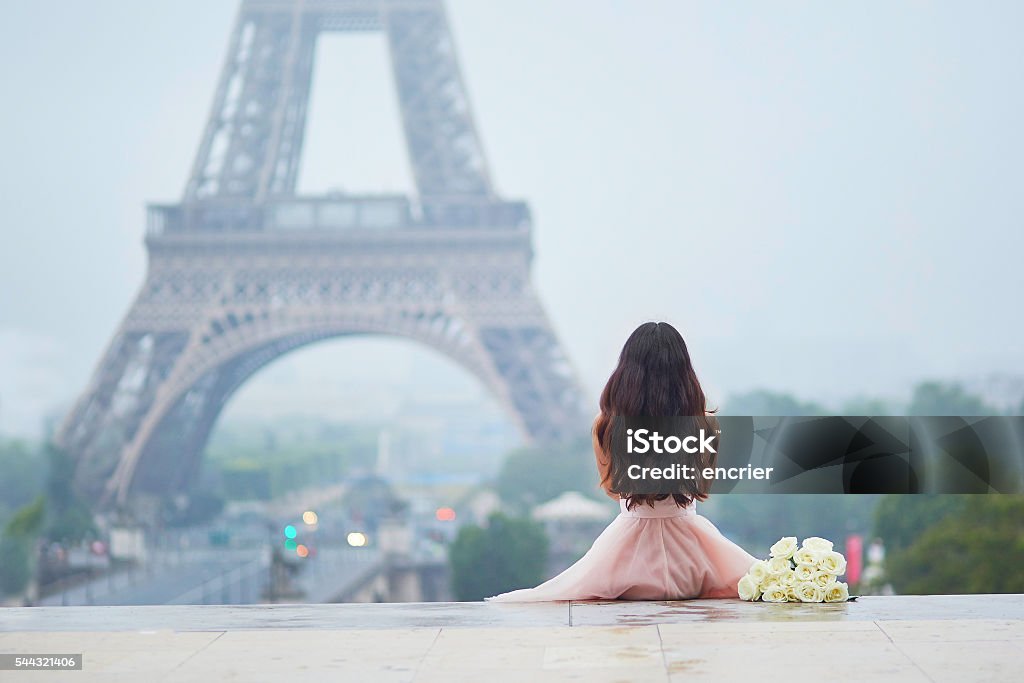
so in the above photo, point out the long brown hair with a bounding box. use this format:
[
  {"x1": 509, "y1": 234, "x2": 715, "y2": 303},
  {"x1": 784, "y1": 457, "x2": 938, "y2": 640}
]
[{"x1": 594, "y1": 322, "x2": 718, "y2": 508}]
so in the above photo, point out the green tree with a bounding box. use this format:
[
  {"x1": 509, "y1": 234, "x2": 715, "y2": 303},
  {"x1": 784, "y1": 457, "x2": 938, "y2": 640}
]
[
  {"x1": 0, "y1": 535, "x2": 33, "y2": 596},
  {"x1": 885, "y1": 496, "x2": 1024, "y2": 594},
  {"x1": 907, "y1": 382, "x2": 995, "y2": 416},
  {"x1": 0, "y1": 495, "x2": 45, "y2": 596},
  {"x1": 449, "y1": 513, "x2": 549, "y2": 601},
  {"x1": 722, "y1": 391, "x2": 827, "y2": 416},
  {"x1": 840, "y1": 397, "x2": 900, "y2": 416},
  {"x1": 42, "y1": 444, "x2": 96, "y2": 545},
  {"x1": 873, "y1": 494, "x2": 968, "y2": 554},
  {"x1": 0, "y1": 438, "x2": 46, "y2": 521},
  {"x1": 3, "y1": 496, "x2": 45, "y2": 538},
  {"x1": 0, "y1": 444, "x2": 99, "y2": 597},
  {"x1": 706, "y1": 494, "x2": 878, "y2": 556},
  {"x1": 495, "y1": 438, "x2": 597, "y2": 512}
]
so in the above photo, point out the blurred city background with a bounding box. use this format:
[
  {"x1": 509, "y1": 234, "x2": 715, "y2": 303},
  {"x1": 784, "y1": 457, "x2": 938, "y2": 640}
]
[{"x1": 2, "y1": 0, "x2": 1023, "y2": 606}]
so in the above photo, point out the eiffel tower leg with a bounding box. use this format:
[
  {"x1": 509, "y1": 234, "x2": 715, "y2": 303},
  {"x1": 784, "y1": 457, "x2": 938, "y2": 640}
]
[
  {"x1": 55, "y1": 309, "x2": 191, "y2": 503},
  {"x1": 187, "y1": 6, "x2": 316, "y2": 201},
  {"x1": 447, "y1": 271, "x2": 588, "y2": 443},
  {"x1": 477, "y1": 319, "x2": 585, "y2": 443},
  {"x1": 56, "y1": 251, "x2": 578, "y2": 505}
]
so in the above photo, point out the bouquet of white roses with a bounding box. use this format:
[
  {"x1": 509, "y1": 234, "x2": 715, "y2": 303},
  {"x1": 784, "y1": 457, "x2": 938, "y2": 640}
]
[{"x1": 737, "y1": 536, "x2": 852, "y2": 603}]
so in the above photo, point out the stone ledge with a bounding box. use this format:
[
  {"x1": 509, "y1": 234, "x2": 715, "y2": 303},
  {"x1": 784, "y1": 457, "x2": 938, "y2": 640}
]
[
  {"x1": 2, "y1": 597, "x2": 1022, "y2": 681},
  {"x1": 2, "y1": 594, "x2": 1022, "y2": 632}
]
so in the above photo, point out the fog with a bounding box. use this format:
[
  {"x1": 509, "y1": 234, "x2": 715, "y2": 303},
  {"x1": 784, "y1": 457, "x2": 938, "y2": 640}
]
[{"x1": 2, "y1": 0, "x2": 1023, "y2": 436}]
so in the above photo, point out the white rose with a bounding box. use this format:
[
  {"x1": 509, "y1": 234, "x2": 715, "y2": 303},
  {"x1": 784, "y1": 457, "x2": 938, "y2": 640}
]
[
  {"x1": 794, "y1": 581, "x2": 825, "y2": 603},
  {"x1": 767, "y1": 557, "x2": 791, "y2": 575},
  {"x1": 748, "y1": 560, "x2": 770, "y2": 586},
  {"x1": 802, "y1": 537, "x2": 834, "y2": 552},
  {"x1": 813, "y1": 571, "x2": 838, "y2": 590},
  {"x1": 794, "y1": 563, "x2": 817, "y2": 582},
  {"x1": 761, "y1": 586, "x2": 790, "y2": 602},
  {"x1": 817, "y1": 551, "x2": 848, "y2": 576},
  {"x1": 769, "y1": 536, "x2": 798, "y2": 560},
  {"x1": 780, "y1": 570, "x2": 796, "y2": 587},
  {"x1": 824, "y1": 581, "x2": 850, "y2": 603},
  {"x1": 737, "y1": 574, "x2": 760, "y2": 601},
  {"x1": 793, "y1": 547, "x2": 822, "y2": 567}
]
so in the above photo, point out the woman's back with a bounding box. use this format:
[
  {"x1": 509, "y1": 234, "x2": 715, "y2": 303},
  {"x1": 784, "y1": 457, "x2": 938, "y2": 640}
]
[{"x1": 488, "y1": 322, "x2": 756, "y2": 602}]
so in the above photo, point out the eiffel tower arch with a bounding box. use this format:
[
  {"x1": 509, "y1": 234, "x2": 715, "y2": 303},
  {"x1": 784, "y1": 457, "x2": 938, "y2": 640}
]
[{"x1": 56, "y1": 0, "x2": 586, "y2": 507}]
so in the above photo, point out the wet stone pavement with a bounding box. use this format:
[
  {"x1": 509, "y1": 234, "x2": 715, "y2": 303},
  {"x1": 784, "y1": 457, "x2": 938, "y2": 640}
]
[{"x1": 2, "y1": 595, "x2": 1022, "y2": 681}]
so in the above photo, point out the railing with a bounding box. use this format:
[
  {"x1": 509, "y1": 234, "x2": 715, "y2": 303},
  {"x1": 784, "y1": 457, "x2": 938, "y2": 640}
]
[
  {"x1": 147, "y1": 195, "x2": 531, "y2": 236},
  {"x1": 268, "y1": 196, "x2": 412, "y2": 231},
  {"x1": 147, "y1": 201, "x2": 264, "y2": 235},
  {"x1": 167, "y1": 555, "x2": 269, "y2": 605},
  {"x1": 38, "y1": 547, "x2": 267, "y2": 607}
]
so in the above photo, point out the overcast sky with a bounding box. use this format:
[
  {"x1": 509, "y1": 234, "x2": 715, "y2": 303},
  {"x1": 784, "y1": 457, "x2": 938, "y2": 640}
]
[{"x1": 2, "y1": 1, "x2": 1023, "y2": 437}]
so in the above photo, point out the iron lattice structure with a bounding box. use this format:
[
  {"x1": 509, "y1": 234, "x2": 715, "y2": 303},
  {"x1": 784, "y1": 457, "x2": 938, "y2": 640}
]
[{"x1": 57, "y1": 0, "x2": 585, "y2": 507}]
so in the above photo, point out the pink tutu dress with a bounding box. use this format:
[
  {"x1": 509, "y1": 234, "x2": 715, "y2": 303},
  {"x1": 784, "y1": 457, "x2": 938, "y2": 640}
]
[{"x1": 487, "y1": 497, "x2": 756, "y2": 601}]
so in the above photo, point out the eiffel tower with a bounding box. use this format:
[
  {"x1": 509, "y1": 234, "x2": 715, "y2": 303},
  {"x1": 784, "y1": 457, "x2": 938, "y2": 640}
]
[{"x1": 56, "y1": 0, "x2": 585, "y2": 507}]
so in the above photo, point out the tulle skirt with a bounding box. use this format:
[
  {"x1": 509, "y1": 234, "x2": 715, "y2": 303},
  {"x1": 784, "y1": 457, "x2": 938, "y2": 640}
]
[{"x1": 487, "y1": 498, "x2": 756, "y2": 602}]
